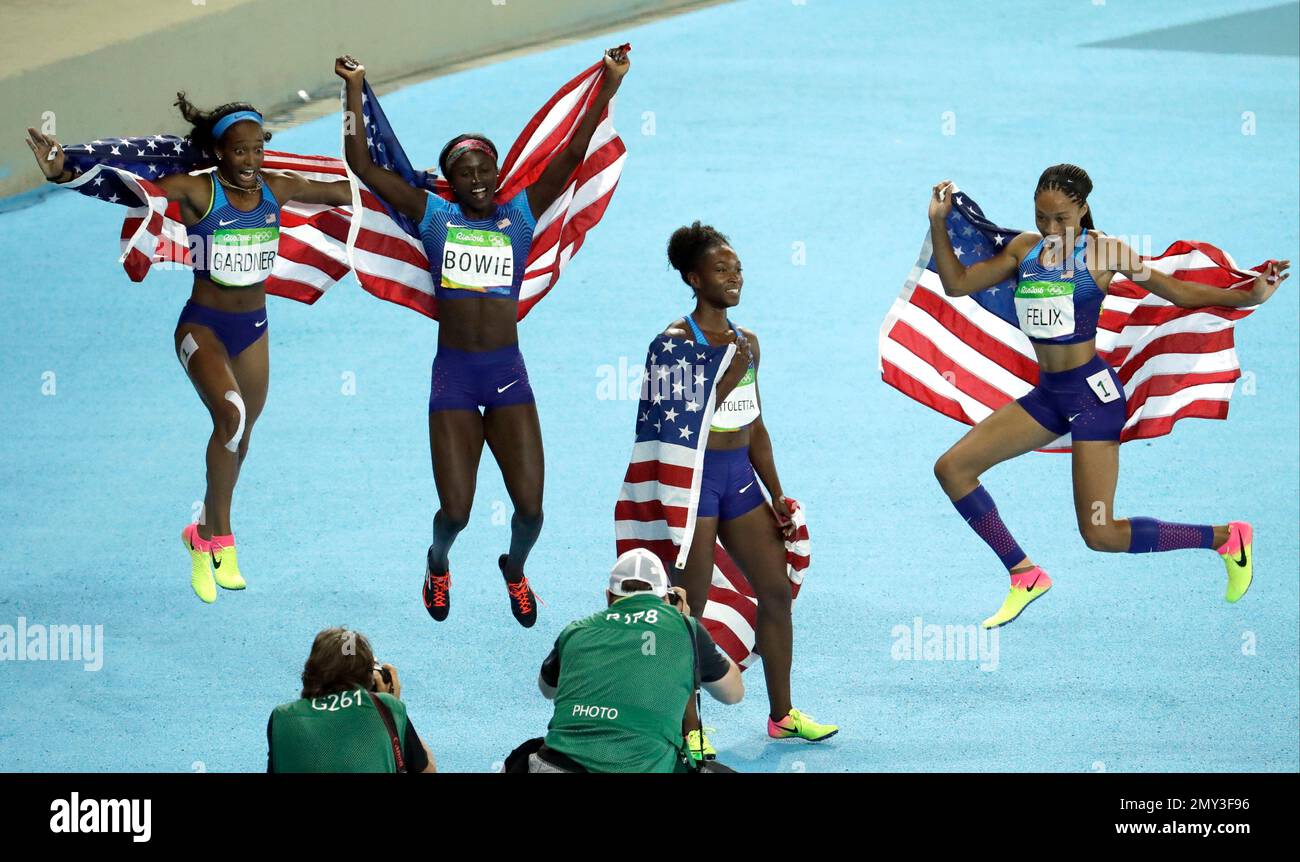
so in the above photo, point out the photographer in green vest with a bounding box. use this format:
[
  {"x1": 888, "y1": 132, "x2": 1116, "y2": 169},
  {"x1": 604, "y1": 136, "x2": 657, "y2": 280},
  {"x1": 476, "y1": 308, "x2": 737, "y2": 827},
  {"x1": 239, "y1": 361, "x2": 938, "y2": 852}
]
[
  {"x1": 532, "y1": 549, "x2": 744, "y2": 773},
  {"x1": 267, "y1": 627, "x2": 436, "y2": 773}
]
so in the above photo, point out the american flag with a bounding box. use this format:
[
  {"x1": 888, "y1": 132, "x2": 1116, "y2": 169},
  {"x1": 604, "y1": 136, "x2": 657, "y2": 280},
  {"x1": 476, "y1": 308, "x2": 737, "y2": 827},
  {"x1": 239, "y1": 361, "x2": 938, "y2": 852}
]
[
  {"x1": 345, "y1": 50, "x2": 628, "y2": 321},
  {"x1": 614, "y1": 335, "x2": 811, "y2": 669},
  {"x1": 60, "y1": 136, "x2": 351, "y2": 301},
  {"x1": 877, "y1": 189, "x2": 1268, "y2": 451}
]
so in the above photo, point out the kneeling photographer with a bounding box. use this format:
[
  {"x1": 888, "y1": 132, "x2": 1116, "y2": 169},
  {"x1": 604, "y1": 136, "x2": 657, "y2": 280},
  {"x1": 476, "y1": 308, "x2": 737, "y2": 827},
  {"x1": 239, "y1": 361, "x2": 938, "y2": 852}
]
[
  {"x1": 529, "y1": 549, "x2": 743, "y2": 773},
  {"x1": 267, "y1": 626, "x2": 436, "y2": 773}
]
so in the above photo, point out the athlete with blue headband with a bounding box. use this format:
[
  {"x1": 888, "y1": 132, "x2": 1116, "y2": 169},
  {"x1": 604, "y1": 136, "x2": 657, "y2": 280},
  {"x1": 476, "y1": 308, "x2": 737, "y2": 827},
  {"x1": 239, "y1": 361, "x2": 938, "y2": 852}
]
[
  {"x1": 336, "y1": 51, "x2": 630, "y2": 628},
  {"x1": 29, "y1": 96, "x2": 351, "y2": 603},
  {"x1": 927, "y1": 165, "x2": 1290, "y2": 628}
]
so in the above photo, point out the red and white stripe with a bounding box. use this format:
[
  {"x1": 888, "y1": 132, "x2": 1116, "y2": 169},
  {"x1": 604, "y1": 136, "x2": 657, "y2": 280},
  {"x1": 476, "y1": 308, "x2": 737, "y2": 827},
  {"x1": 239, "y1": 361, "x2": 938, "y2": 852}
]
[
  {"x1": 616, "y1": 436, "x2": 812, "y2": 670},
  {"x1": 262, "y1": 151, "x2": 353, "y2": 304},
  {"x1": 346, "y1": 58, "x2": 626, "y2": 321},
  {"x1": 73, "y1": 152, "x2": 353, "y2": 303},
  {"x1": 878, "y1": 233, "x2": 1266, "y2": 451}
]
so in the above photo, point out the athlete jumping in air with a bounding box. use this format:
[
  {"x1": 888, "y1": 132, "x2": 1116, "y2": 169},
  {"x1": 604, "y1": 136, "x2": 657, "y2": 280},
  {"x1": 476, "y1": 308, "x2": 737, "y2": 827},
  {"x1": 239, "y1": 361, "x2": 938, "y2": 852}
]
[
  {"x1": 26, "y1": 101, "x2": 351, "y2": 604},
  {"x1": 927, "y1": 165, "x2": 1289, "y2": 628},
  {"x1": 663, "y1": 222, "x2": 838, "y2": 756},
  {"x1": 336, "y1": 50, "x2": 629, "y2": 627}
]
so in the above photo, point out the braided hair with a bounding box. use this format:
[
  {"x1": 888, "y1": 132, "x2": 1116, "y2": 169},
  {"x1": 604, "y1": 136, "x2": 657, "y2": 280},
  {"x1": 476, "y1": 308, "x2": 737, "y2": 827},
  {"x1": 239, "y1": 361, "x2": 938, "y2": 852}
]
[
  {"x1": 438, "y1": 133, "x2": 499, "y2": 176},
  {"x1": 1035, "y1": 163, "x2": 1095, "y2": 230},
  {"x1": 667, "y1": 221, "x2": 731, "y2": 290},
  {"x1": 174, "y1": 92, "x2": 270, "y2": 167}
]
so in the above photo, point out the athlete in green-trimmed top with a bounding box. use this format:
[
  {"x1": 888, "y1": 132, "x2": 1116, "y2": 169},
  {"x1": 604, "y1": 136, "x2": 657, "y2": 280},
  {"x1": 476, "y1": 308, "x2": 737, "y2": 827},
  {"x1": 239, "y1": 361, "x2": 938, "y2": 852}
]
[{"x1": 534, "y1": 549, "x2": 743, "y2": 773}]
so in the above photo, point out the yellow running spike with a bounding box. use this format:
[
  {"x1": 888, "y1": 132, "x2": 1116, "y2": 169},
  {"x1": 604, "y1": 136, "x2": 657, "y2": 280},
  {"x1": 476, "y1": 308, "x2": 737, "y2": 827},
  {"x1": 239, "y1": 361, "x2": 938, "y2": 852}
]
[
  {"x1": 181, "y1": 524, "x2": 216, "y2": 604},
  {"x1": 1218, "y1": 521, "x2": 1253, "y2": 603},
  {"x1": 982, "y1": 567, "x2": 1052, "y2": 629},
  {"x1": 210, "y1": 540, "x2": 246, "y2": 591}
]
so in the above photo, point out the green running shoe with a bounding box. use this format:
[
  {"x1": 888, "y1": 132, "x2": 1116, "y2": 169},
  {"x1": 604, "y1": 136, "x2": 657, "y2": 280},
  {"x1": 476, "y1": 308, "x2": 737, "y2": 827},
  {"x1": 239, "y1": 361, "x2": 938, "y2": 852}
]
[{"x1": 685, "y1": 728, "x2": 717, "y2": 761}]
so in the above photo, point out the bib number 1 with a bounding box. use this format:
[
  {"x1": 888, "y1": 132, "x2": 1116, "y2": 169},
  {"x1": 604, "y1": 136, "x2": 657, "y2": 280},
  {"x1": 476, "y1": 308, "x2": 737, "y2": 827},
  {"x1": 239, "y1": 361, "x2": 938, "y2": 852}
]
[{"x1": 1085, "y1": 368, "x2": 1121, "y2": 404}]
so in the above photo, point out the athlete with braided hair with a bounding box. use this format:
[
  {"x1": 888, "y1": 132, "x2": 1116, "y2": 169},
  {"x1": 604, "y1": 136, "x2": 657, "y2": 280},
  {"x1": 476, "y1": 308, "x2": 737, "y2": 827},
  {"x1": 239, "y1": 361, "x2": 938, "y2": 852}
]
[{"x1": 928, "y1": 164, "x2": 1290, "y2": 627}]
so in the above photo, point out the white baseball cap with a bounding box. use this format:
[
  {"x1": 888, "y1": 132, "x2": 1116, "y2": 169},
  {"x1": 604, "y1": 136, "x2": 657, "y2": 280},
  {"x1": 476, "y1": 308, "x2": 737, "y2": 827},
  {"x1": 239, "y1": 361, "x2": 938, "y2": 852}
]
[{"x1": 608, "y1": 549, "x2": 671, "y2": 597}]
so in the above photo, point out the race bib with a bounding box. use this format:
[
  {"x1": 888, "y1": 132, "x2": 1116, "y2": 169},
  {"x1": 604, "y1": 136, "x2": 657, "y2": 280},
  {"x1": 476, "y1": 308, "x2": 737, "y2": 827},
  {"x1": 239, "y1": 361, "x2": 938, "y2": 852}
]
[
  {"x1": 210, "y1": 226, "x2": 278, "y2": 287},
  {"x1": 1085, "y1": 368, "x2": 1122, "y2": 404},
  {"x1": 712, "y1": 367, "x2": 759, "y2": 431},
  {"x1": 441, "y1": 226, "x2": 513, "y2": 294},
  {"x1": 1015, "y1": 280, "x2": 1075, "y2": 340}
]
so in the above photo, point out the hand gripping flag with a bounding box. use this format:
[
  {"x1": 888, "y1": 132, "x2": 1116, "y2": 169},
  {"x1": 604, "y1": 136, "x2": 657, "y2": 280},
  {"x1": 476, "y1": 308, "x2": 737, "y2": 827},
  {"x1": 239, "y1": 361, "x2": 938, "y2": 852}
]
[
  {"x1": 614, "y1": 334, "x2": 811, "y2": 669},
  {"x1": 345, "y1": 49, "x2": 628, "y2": 321},
  {"x1": 58, "y1": 136, "x2": 351, "y2": 302},
  {"x1": 877, "y1": 188, "x2": 1271, "y2": 451}
]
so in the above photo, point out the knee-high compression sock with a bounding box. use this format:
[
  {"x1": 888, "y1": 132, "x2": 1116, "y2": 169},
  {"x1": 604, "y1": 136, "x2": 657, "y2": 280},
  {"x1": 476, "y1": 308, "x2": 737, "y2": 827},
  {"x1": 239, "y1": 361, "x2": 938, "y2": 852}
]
[
  {"x1": 1127, "y1": 517, "x2": 1215, "y2": 553},
  {"x1": 429, "y1": 512, "x2": 464, "y2": 573},
  {"x1": 952, "y1": 485, "x2": 1027, "y2": 571},
  {"x1": 505, "y1": 511, "x2": 544, "y2": 579}
]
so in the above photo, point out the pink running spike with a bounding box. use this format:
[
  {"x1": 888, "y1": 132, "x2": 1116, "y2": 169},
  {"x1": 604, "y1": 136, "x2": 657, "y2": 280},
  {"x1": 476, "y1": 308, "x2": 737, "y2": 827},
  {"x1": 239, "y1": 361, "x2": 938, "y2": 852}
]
[
  {"x1": 1216, "y1": 521, "x2": 1251, "y2": 556},
  {"x1": 183, "y1": 523, "x2": 212, "y2": 552},
  {"x1": 1009, "y1": 566, "x2": 1050, "y2": 590}
]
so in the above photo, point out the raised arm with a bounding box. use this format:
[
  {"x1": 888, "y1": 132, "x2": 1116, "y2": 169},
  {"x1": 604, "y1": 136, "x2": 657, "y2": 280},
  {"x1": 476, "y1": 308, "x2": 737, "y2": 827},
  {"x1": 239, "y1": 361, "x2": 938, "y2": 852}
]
[
  {"x1": 928, "y1": 180, "x2": 1030, "y2": 297},
  {"x1": 27, "y1": 126, "x2": 211, "y2": 223},
  {"x1": 265, "y1": 170, "x2": 351, "y2": 207},
  {"x1": 335, "y1": 56, "x2": 428, "y2": 222},
  {"x1": 526, "y1": 47, "x2": 630, "y2": 219},
  {"x1": 1098, "y1": 235, "x2": 1290, "y2": 309}
]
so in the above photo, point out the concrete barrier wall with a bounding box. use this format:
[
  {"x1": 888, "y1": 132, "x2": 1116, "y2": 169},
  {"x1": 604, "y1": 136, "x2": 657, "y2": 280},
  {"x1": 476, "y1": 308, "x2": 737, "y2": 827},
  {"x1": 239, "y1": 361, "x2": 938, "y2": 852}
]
[{"x1": 1, "y1": 0, "x2": 711, "y2": 199}]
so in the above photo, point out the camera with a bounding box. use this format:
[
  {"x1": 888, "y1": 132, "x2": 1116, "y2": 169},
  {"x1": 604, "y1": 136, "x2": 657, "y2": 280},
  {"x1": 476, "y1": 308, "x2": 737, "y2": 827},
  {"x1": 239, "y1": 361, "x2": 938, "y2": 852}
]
[
  {"x1": 370, "y1": 662, "x2": 392, "y2": 692},
  {"x1": 667, "y1": 591, "x2": 681, "y2": 607}
]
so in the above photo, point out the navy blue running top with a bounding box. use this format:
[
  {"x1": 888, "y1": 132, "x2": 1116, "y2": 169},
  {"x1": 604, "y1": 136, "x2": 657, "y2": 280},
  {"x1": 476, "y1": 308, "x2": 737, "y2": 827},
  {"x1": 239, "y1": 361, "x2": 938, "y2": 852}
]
[
  {"x1": 1014, "y1": 229, "x2": 1104, "y2": 345},
  {"x1": 418, "y1": 190, "x2": 537, "y2": 302},
  {"x1": 190, "y1": 173, "x2": 281, "y2": 288}
]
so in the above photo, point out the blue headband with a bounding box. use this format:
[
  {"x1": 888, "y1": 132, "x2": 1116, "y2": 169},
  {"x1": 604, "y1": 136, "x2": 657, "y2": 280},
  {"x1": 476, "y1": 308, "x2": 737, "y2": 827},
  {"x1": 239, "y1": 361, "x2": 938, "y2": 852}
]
[{"x1": 212, "y1": 110, "x2": 264, "y2": 141}]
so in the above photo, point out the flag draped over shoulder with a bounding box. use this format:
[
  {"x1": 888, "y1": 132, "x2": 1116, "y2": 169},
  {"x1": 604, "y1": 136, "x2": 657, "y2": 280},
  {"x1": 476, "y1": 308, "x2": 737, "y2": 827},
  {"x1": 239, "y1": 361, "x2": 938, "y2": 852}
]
[
  {"x1": 345, "y1": 51, "x2": 627, "y2": 321},
  {"x1": 614, "y1": 335, "x2": 811, "y2": 669},
  {"x1": 60, "y1": 136, "x2": 351, "y2": 302},
  {"x1": 877, "y1": 189, "x2": 1268, "y2": 451}
]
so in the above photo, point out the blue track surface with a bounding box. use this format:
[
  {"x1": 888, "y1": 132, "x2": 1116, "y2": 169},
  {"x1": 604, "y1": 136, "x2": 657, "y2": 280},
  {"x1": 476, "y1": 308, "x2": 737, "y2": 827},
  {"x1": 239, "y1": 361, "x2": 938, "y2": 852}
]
[{"x1": 1, "y1": 0, "x2": 1296, "y2": 772}]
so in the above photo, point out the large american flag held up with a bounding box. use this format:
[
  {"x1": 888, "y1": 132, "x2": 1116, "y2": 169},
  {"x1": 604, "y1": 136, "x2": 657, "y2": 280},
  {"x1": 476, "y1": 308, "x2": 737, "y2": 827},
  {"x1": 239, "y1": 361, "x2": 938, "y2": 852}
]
[
  {"x1": 877, "y1": 188, "x2": 1269, "y2": 451},
  {"x1": 345, "y1": 49, "x2": 628, "y2": 321},
  {"x1": 614, "y1": 335, "x2": 811, "y2": 669},
  {"x1": 60, "y1": 136, "x2": 351, "y2": 302}
]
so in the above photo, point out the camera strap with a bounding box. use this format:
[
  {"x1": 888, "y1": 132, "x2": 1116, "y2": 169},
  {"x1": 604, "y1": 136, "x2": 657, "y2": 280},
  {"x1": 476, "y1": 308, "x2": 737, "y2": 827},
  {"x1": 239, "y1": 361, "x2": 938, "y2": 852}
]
[
  {"x1": 681, "y1": 610, "x2": 704, "y2": 770},
  {"x1": 367, "y1": 691, "x2": 407, "y2": 773}
]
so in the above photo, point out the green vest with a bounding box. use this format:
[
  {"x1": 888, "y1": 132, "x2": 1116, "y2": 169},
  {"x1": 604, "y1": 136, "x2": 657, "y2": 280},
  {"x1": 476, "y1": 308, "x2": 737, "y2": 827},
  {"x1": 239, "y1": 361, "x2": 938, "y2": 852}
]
[
  {"x1": 269, "y1": 688, "x2": 408, "y2": 773},
  {"x1": 544, "y1": 594, "x2": 696, "y2": 773}
]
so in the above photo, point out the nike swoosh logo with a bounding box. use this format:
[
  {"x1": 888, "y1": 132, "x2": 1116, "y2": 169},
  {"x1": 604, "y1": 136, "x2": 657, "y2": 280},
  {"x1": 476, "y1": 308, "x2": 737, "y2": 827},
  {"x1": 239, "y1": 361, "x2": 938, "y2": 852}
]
[
  {"x1": 1235, "y1": 545, "x2": 1247, "y2": 567},
  {"x1": 739, "y1": 481, "x2": 754, "y2": 493},
  {"x1": 254, "y1": 319, "x2": 267, "y2": 328},
  {"x1": 211, "y1": 554, "x2": 222, "y2": 569},
  {"x1": 1022, "y1": 572, "x2": 1039, "y2": 591},
  {"x1": 497, "y1": 380, "x2": 518, "y2": 393},
  {"x1": 218, "y1": 219, "x2": 236, "y2": 226},
  {"x1": 1067, "y1": 413, "x2": 1081, "y2": 423}
]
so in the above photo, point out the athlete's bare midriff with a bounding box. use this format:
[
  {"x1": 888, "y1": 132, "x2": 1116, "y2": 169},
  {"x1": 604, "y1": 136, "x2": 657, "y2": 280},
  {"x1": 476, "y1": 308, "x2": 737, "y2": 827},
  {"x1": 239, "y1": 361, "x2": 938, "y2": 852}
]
[
  {"x1": 188, "y1": 278, "x2": 267, "y2": 313},
  {"x1": 437, "y1": 296, "x2": 520, "y2": 351}
]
